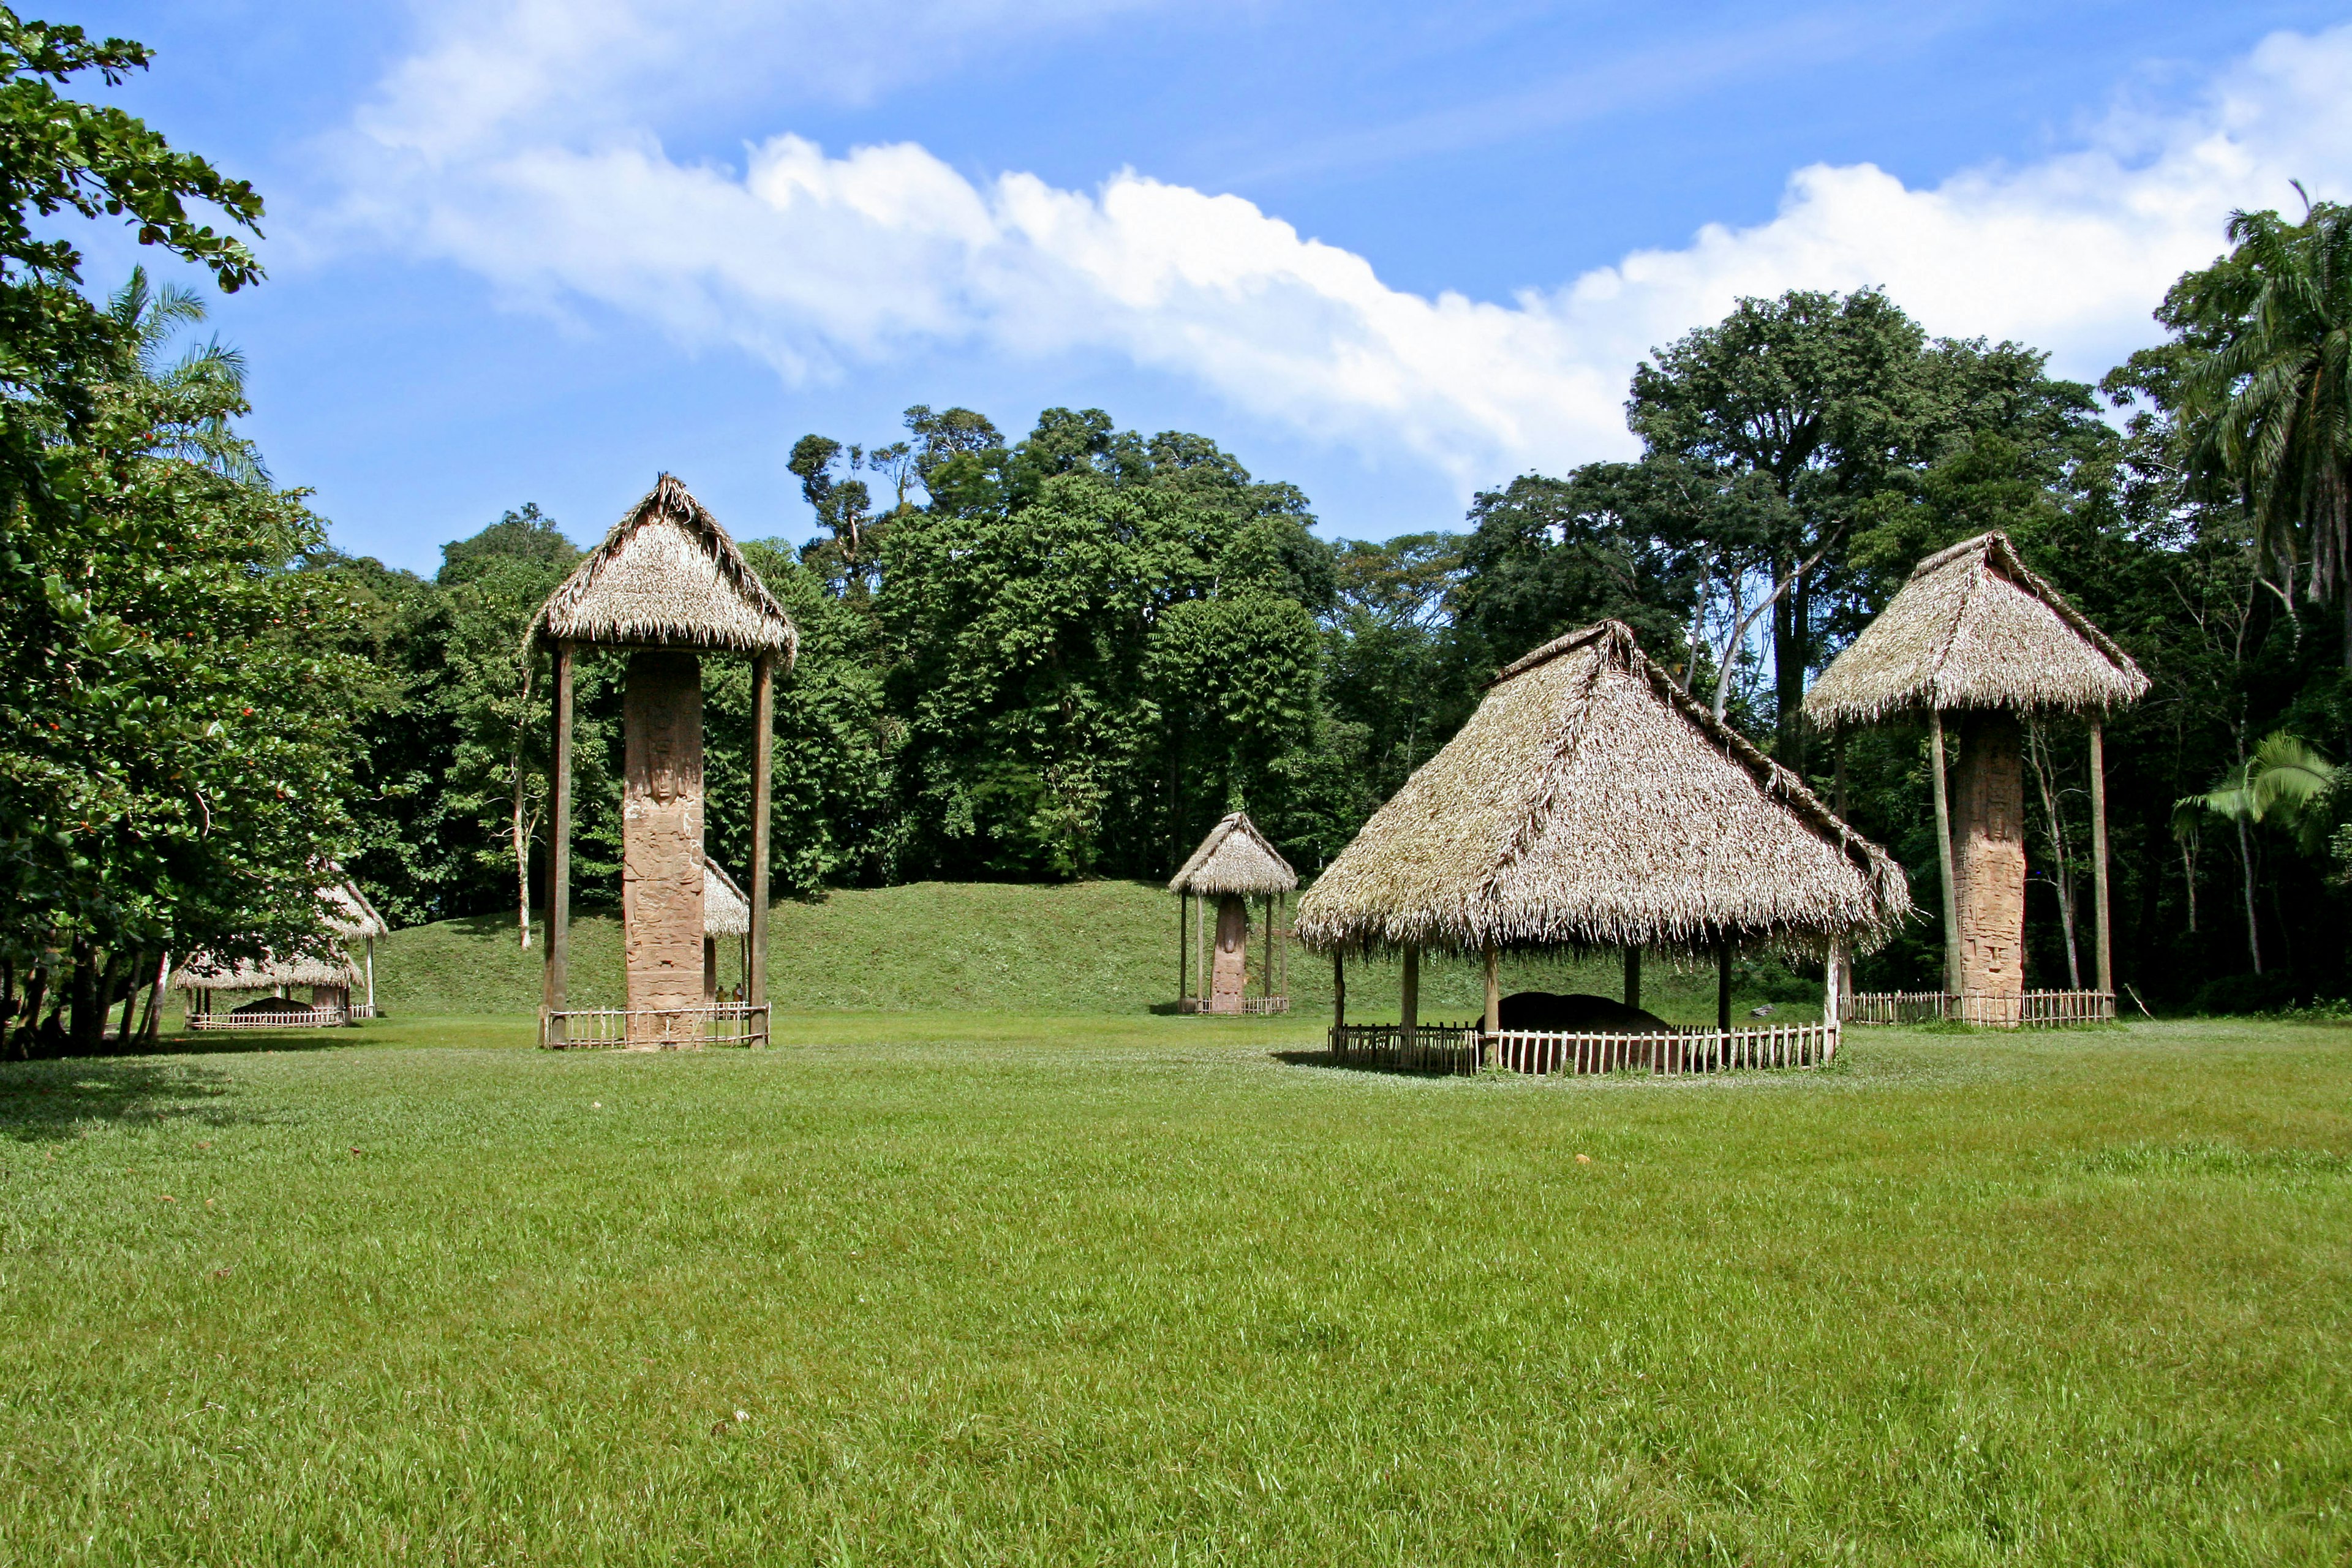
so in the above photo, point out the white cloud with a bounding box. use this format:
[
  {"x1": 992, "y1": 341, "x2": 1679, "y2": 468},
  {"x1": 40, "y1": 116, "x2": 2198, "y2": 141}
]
[{"x1": 338, "y1": 10, "x2": 2352, "y2": 489}]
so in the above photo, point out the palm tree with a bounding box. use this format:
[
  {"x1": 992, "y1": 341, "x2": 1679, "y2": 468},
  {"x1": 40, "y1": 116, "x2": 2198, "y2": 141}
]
[
  {"x1": 2170, "y1": 194, "x2": 2352, "y2": 664},
  {"x1": 103, "y1": 267, "x2": 267, "y2": 485},
  {"x1": 2179, "y1": 732, "x2": 2339, "y2": 974}
]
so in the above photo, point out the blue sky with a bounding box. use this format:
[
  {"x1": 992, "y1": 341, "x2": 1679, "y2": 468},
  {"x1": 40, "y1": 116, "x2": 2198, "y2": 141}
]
[{"x1": 66, "y1": 0, "x2": 2352, "y2": 571}]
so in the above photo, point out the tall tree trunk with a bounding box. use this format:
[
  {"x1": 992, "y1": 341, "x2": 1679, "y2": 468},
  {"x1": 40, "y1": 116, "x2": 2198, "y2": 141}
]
[
  {"x1": 513, "y1": 755, "x2": 532, "y2": 951},
  {"x1": 1772, "y1": 566, "x2": 1804, "y2": 763},
  {"x1": 2026, "y1": 725, "x2": 2081, "y2": 989},
  {"x1": 12, "y1": 964, "x2": 47, "y2": 1061},
  {"x1": 67, "y1": 941, "x2": 102, "y2": 1055},
  {"x1": 2236, "y1": 815, "x2": 2263, "y2": 974}
]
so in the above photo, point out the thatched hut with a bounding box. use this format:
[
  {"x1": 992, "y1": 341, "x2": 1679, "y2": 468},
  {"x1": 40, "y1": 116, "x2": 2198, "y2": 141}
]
[
  {"x1": 1806, "y1": 532, "x2": 2146, "y2": 1022},
  {"x1": 1297, "y1": 620, "x2": 1908, "y2": 1050},
  {"x1": 173, "y1": 876, "x2": 389, "y2": 1028},
  {"x1": 529, "y1": 474, "x2": 796, "y2": 1047},
  {"x1": 703, "y1": 853, "x2": 750, "y2": 1005},
  {"x1": 1167, "y1": 812, "x2": 1297, "y2": 1014},
  {"x1": 322, "y1": 878, "x2": 389, "y2": 1017}
]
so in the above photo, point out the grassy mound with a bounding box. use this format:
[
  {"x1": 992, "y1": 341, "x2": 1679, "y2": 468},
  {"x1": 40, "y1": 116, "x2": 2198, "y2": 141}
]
[{"x1": 370, "y1": 880, "x2": 1819, "y2": 1022}]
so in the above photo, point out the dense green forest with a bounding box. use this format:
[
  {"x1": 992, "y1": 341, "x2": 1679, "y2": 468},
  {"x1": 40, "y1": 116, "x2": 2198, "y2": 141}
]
[{"x1": 7, "y1": 6, "x2": 2352, "y2": 1057}]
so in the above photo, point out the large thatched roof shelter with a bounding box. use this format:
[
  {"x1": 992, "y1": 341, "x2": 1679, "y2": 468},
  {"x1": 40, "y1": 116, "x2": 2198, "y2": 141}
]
[
  {"x1": 1804, "y1": 532, "x2": 2147, "y2": 725},
  {"x1": 1298, "y1": 621, "x2": 1909, "y2": 961},
  {"x1": 1805, "y1": 531, "x2": 2145, "y2": 1020},
  {"x1": 530, "y1": 475, "x2": 795, "y2": 1048},
  {"x1": 1169, "y1": 812, "x2": 1298, "y2": 1015}
]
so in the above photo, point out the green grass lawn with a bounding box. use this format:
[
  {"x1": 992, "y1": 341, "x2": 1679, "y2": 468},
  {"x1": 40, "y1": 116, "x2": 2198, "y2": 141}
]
[{"x1": 2, "y1": 1014, "x2": 2346, "y2": 1563}]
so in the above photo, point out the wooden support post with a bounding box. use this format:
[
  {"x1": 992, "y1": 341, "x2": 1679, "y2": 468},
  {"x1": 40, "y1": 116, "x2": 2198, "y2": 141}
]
[
  {"x1": 1401, "y1": 946, "x2": 1420, "y2": 1052},
  {"x1": 749, "y1": 652, "x2": 774, "y2": 1022},
  {"x1": 1623, "y1": 946, "x2": 1642, "y2": 1011},
  {"x1": 1929, "y1": 709, "x2": 1962, "y2": 997},
  {"x1": 2090, "y1": 718, "x2": 2113, "y2": 1005},
  {"x1": 544, "y1": 642, "x2": 573, "y2": 1021},
  {"x1": 1717, "y1": 937, "x2": 1733, "y2": 1035},
  {"x1": 1178, "y1": 891, "x2": 1188, "y2": 1006},
  {"x1": 1263, "y1": 895, "x2": 1275, "y2": 999},
  {"x1": 1482, "y1": 945, "x2": 1499, "y2": 1038},
  {"x1": 1332, "y1": 950, "x2": 1345, "y2": 1028},
  {"x1": 364, "y1": 936, "x2": 376, "y2": 1017}
]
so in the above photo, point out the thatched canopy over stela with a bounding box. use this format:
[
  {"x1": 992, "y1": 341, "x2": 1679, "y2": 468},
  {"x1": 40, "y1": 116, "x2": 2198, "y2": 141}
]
[
  {"x1": 1804, "y1": 532, "x2": 2146, "y2": 726},
  {"x1": 533, "y1": 473, "x2": 796, "y2": 657},
  {"x1": 1295, "y1": 622, "x2": 1910, "y2": 959},
  {"x1": 1168, "y1": 812, "x2": 1297, "y2": 897}
]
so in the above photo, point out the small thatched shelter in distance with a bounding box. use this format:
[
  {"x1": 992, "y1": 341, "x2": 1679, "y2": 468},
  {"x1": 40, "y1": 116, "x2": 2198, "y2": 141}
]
[
  {"x1": 173, "y1": 875, "x2": 390, "y2": 1026},
  {"x1": 322, "y1": 878, "x2": 389, "y2": 1016},
  {"x1": 1168, "y1": 812, "x2": 1298, "y2": 1014},
  {"x1": 1806, "y1": 532, "x2": 2147, "y2": 1020},
  {"x1": 1297, "y1": 620, "x2": 1909, "y2": 1039},
  {"x1": 703, "y1": 854, "x2": 750, "y2": 1003},
  {"x1": 529, "y1": 474, "x2": 796, "y2": 1048}
]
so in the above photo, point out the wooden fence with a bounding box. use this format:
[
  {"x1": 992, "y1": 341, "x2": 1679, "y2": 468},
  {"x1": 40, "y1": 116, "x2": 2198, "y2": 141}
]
[
  {"x1": 187, "y1": 1006, "x2": 349, "y2": 1031},
  {"x1": 1329, "y1": 1021, "x2": 1484, "y2": 1074},
  {"x1": 1329, "y1": 1019, "x2": 1836, "y2": 1077},
  {"x1": 1178, "y1": 996, "x2": 1292, "y2": 1016},
  {"x1": 1844, "y1": 990, "x2": 2114, "y2": 1027},
  {"x1": 540, "y1": 1003, "x2": 771, "y2": 1050}
]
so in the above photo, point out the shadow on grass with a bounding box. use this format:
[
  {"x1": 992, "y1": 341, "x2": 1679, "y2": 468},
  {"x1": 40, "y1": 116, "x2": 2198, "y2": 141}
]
[
  {"x1": 0, "y1": 1058, "x2": 270, "y2": 1142},
  {"x1": 1270, "y1": 1049, "x2": 1468, "y2": 1079}
]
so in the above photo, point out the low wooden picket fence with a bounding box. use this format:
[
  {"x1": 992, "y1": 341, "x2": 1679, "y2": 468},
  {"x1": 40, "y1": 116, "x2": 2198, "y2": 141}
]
[
  {"x1": 540, "y1": 1003, "x2": 771, "y2": 1049},
  {"x1": 1177, "y1": 996, "x2": 1291, "y2": 1016},
  {"x1": 1329, "y1": 1021, "x2": 1484, "y2": 1074},
  {"x1": 1329, "y1": 1019, "x2": 1836, "y2": 1077},
  {"x1": 1491, "y1": 1020, "x2": 1834, "y2": 1076},
  {"x1": 187, "y1": 1006, "x2": 349, "y2": 1031},
  {"x1": 1844, "y1": 990, "x2": 2114, "y2": 1027}
]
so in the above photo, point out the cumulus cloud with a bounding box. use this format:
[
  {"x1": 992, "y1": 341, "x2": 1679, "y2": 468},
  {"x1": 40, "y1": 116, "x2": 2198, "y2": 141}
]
[{"x1": 339, "y1": 8, "x2": 2352, "y2": 487}]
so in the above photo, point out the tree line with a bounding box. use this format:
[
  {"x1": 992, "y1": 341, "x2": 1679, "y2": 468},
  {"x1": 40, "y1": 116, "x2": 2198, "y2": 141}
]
[{"x1": 6, "y1": 6, "x2": 2351, "y2": 1058}]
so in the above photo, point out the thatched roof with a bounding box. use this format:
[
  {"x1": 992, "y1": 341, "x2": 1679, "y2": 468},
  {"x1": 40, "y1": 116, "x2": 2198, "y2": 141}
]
[
  {"x1": 323, "y1": 880, "x2": 388, "y2": 940},
  {"x1": 1295, "y1": 621, "x2": 1910, "y2": 958},
  {"x1": 1804, "y1": 532, "x2": 2147, "y2": 726},
  {"x1": 532, "y1": 473, "x2": 797, "y2": 657},
  {"x1": 174, "y1": 949, "x2": 360, "y2": 992},
  {"x1": 1168, "y1": 812, "x2": 1298, "y2": 897},
  {"x1": 704, "y1": 854, "x2": 750, "y2": 937},
  {"x1": 175, "y1": 877, "x2": 385, "y2": 988}
]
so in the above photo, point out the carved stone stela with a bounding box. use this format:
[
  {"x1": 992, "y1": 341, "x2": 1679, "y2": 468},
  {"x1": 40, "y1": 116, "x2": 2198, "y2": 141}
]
[
  {"x1": 1210, "y1": 895, "x2": 1248, "y2": 1014},
  {"x1": 1951, "y1": 712, "x2": 2026, "y2": 1022},
  {"x1": 622, "y1": 650, "x2": 706, "y2": 1044}
]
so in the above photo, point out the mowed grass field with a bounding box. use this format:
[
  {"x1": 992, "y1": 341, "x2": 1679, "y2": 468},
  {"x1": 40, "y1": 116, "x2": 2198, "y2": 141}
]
[{"x1": 1, "y1": 1013, "x2": 2346, "y2": 1564}]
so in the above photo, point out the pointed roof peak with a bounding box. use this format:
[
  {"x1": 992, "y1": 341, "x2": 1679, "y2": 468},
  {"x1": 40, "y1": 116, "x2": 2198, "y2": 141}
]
[
  {"x1": 1805, "y1": 531, "x2": 2146, "y2": 726},
  {"x1": 1169, "y1": 811, "x2": 1298, "y2": 896},
  {"x1": 533, "y1": 473, "x2": 796, "y2": 657}
]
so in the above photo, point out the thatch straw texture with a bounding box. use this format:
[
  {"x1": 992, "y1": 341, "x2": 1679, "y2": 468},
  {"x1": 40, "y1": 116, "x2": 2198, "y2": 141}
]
[
  {"x1": 1804, "y1": 532, "x2": 2147, "y2": 725},
  {"x1": 533, "y1": 473, "x2": 797, "y2": 657},
  {"x1": 703, "y1": 854, "x2": 750, "y2": 937},
  {"x1": 322, "y1": 880, "x2": 388, "y2": 940},
  {"x1": 173, "y1": 950, "x2": 360, "y2": 991},
  {"x1": 1295, "y1": 622, "x2": 1910, "y2": 958},
  {"x1": 1168, "y1": 812, "x2": 1298, "y2": 897}
]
